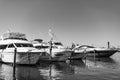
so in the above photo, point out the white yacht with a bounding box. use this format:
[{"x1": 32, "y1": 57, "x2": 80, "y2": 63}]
[
  {"x1": 73, "y1": 45, "x2": 117, "y2": 57},
  {"x1": 0, "y1": 32, "x2": 46, "y2": 65},
  {"x1": 33, "y1": 41, "x2": 72, "y2": 61}
]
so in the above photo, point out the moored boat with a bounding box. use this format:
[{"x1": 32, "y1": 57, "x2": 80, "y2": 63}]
[
  {"x1": 73, "y1": 45, "x2": 117, "y2": 58},
  {"x1": 0, "y1": 32, "x2": 47, "y2": 65},
  {"x1": 33, "y1": 40, "x2": 72, "y2": 62}
]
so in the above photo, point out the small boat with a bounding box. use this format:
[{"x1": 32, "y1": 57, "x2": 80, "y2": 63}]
[
  {"x1": 33, "y1": 40, "x2": 72, "y2": 62},
  {"x1": 0, "y1": 32, "x2": 46, "y2": 65},
  {"x1": 73, "y1": 45, "x2": 117, "y2": 57}
]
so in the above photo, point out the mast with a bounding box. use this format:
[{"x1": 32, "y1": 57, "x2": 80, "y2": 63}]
[{"x1": 48, "y1": 29, "x2": 54, "y2": 61}]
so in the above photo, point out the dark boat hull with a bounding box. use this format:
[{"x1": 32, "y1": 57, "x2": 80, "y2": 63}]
[
  {"x1": 38, "y1": 51, "x2": 72, "y2": 62},
  {"x1": 68, "y1": 52, "x2": 84, "y2": 60},
  {"x1": 86, "y1": 49, "x2": 117, "y2": 57}
]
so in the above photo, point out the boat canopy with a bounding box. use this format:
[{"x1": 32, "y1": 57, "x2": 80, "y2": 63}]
[
  {"x1": 77, "y1": 45, "x2": 95, "y2": 48},
  {"x1": 1, "y1": 32, "x2": 27, "y2": 40},
  {"x1": 33, "y1": 39, "x2": 43, "y2": 43}
]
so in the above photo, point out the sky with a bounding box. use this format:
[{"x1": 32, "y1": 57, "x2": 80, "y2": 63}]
[{"x1": 0, "y1": 0, "x2": 120, "y2": 47}]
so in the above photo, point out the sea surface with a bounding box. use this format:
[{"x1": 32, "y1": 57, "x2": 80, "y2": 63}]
[{"x1": 0, "y1": 52, "x2": 120, "y2": 80}]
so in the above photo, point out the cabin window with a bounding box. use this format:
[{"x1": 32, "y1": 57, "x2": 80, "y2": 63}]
[
  {"x1": 15, "y1": 43, "x2": 21, "y2": 47},
  {"x1": 54, "y1": 42, "x2": 63, "y2": 46},
  {"x1": 28, "y1": 44, "x2": 33, "y2": 47},
  {"x1": 22, "y1": 44, "x2": 29, "y2": 47},
  {"x1": 43, "y1": 46, "x2": 49, "y2": 48},
  {"x1": 15, "y1": 43, "x2": 33, "y2": 47},
  {"x1": 8, "y1": 44, "x2": 15, "y2": 48},
  {"x1": 0, "y1": 45, "x2": 7, "y2": 49},
  {"x1": 35, "y1": 46, "x2": 49, "y2": 49}
]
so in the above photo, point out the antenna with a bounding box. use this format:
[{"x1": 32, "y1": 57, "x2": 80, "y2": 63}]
[
  {"x1": 1, "y1": 35, "x2": 3, "y2": 40},
  {"x1": 6, "y1": 29, "x2": 11, "y2": 33}
]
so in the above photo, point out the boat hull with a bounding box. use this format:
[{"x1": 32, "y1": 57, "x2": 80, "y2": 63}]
[
  {"x1": 74, "y1": 49, "x2": 117, "y2": 58},
  {"x1": 68, "y1": 52, "x2": 84, "y2": 60},
  {"x1": 38, "y1": 50, "x2": 72, "y2": 62},
  {"x1": 86, "y1": 49, "x2": 117, "y2": 57},
  {"x1": 1, "y1": 52, "x2": 41, "y2": 65}
]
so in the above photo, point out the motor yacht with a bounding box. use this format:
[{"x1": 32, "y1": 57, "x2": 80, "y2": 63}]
[
  {"x1": 73, "y1": 45, "x2": 117, "y2": 57},
  {"x1": 0, "y1": 32, "x2": 46, "y2": 65},
  {"x1": 33, "y1": 40, "x2": 72, "y2": 61}
]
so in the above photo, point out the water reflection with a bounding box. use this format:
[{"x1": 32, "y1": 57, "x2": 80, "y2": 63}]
[
  {"x1": 0, "y1": 60, "x2": 86, "y2": 80},
  {"x1": 37, "y1": 62, "x2": 75, "y2": 80},
  {"x1": 83, "y1": 57, "x2": 119, "y2": 69},
  {"x1": 69, "y1": 60, "x2": 86, "y2": 68},
  {"x1": 37, "y1": 60, "x2": 86, "y2": 80},
  {"x1": 0, "y1": 56, "x2": 120, "y2": 80},
  {"x1": 0, "y1": 64, "x2": 44, "y2": 80}
]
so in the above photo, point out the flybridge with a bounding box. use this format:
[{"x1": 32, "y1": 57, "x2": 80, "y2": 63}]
[{"x1": 1, "y1": 32, "x2": 27, "y2": 40}]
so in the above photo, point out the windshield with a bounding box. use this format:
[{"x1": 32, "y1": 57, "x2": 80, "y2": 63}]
[
  {"x1": 35, "y1": 46, "x2": 49, "y2": 49},
  {"x1": 54, "y1": 42, "x2": 63, "y2": 46},
  {"x1": 0, "y1": 45, "x2": 7, "y2": 49},
  {"x1": 15, "y1": 43, "x2": 33, "y2": 47},
  {"x1": 78, "y1": 45, "x2": 95, "y2": 48}
]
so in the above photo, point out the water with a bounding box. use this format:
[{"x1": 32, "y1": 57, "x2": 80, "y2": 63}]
[{"x1": 0, "y1": 52, "x2": 120, "y2": 80}]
